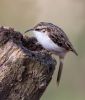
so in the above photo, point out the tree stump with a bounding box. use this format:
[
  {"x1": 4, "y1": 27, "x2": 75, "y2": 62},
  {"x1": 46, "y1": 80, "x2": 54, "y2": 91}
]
[{"x1": 0, "y1": 26, "x2": 57, "y2": 100}]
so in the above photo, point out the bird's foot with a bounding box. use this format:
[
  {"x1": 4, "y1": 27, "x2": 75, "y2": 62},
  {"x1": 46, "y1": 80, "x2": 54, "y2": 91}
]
[{"x1": 35, "y1": 42, "x2": 41, "y2": 46}]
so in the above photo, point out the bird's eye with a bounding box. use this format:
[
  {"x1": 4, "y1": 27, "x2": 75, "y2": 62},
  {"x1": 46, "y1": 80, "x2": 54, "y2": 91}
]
[
  {"x1": 42, "y1": 29, "x2": 45, "y2": 33},
  {"x1": 43, "y1": 30, "x2": 45, "y2": 33}
]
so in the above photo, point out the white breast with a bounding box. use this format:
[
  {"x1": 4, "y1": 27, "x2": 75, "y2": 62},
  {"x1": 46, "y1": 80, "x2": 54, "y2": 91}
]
[
  {"x1": 33, "y1": 31, "x2": 67, "y2": 56},
  {"x1": 33, "y1": 31, "x2": 61, "y2": 51}
]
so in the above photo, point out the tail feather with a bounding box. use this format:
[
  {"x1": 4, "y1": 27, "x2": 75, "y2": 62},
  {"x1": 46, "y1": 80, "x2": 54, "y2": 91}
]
[
  {"x1": 71, "y1": 48, "x2": 78, "y2": 56},
  {"x1": 57, "y1": 61, "x2": 63, "y2": 86}
]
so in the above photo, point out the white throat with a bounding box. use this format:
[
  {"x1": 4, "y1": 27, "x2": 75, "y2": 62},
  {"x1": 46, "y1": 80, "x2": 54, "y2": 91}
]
[{"x1": 33, "y1": 31, "x2": 48, "y2": 41}]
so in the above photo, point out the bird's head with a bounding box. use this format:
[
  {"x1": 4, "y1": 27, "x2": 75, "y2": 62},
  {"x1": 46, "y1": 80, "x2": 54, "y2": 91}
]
[{"x1": 24, "y1": 22, "x2": 53, "y2": 34}]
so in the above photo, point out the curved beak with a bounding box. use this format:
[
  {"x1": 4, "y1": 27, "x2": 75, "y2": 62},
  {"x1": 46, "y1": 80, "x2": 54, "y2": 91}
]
[{"x1": 24, "y1": 28, "x2": 34, "y2": 33}]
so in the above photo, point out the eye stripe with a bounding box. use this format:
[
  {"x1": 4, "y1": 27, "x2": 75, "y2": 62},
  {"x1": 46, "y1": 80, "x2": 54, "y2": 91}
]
[
  {"x1": 35, "y1": 29, "x2": 40, "y2": 31},
  {"x1": 35, "y1": 28, "x2": 46, "y2": 32}
]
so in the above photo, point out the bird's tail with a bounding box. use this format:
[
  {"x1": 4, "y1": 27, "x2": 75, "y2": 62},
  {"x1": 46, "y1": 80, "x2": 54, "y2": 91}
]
[{"x1": 57, "y1": 61, "x2": 63, "y2": 86}]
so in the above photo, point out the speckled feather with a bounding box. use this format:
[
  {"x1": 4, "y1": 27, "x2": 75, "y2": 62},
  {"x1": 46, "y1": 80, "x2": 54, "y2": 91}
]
[{"x1": 34, "y1": 22, "x2": 78, "y2": 56}]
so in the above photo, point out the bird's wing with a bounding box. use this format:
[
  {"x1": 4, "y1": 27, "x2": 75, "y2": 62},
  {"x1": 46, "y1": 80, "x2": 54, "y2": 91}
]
[{"x1": 48, "y1": 26, "x2": 78, "y2": 56}]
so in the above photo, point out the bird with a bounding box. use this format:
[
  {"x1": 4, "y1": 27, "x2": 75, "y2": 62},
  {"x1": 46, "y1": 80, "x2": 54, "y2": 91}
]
[{"x1": 25, "y1": 22, "x2": 78, "y2": 85}]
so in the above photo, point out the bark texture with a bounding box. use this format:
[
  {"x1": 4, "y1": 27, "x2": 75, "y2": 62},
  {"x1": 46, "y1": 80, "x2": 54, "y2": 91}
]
[{"x1": 0, "y1": 26, "x2": 57, "y2": 100}]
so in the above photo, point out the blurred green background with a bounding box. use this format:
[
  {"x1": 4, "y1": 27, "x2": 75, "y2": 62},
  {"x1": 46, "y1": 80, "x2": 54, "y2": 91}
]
[{"x1": 0, "y1": 0, "x2": 85, "y2": 100}]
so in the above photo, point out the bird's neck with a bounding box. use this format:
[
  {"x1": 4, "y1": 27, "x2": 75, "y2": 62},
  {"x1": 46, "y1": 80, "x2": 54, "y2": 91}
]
[{"x1": 33, "y1": 31, "x2": 48, "y2": 39}]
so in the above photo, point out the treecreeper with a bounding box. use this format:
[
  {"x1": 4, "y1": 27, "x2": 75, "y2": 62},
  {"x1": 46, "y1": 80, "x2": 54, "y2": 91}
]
[{"x1": 25, "y1": 22, "x2": 78, "y2": 85}]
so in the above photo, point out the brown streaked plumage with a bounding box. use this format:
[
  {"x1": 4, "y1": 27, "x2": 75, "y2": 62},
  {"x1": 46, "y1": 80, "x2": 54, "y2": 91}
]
[{"x1": 25, "y1": 22, "x2": 78, "y2": 85}]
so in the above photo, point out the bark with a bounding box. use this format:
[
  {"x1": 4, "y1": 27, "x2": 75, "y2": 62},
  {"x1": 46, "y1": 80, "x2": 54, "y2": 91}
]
[{"x1": 0, "y1": 26, "x2": 57, "y2": 100}]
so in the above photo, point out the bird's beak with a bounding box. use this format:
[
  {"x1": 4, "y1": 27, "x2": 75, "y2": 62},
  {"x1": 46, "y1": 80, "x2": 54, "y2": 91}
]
[{"x1": 24, "y1": 28, "x2": 34, "y2": 33}]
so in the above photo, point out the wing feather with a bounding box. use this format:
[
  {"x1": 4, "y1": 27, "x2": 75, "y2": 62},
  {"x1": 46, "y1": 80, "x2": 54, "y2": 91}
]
[{"x1": 48, "y1": 26, "x2": 78, "y2": 56}]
